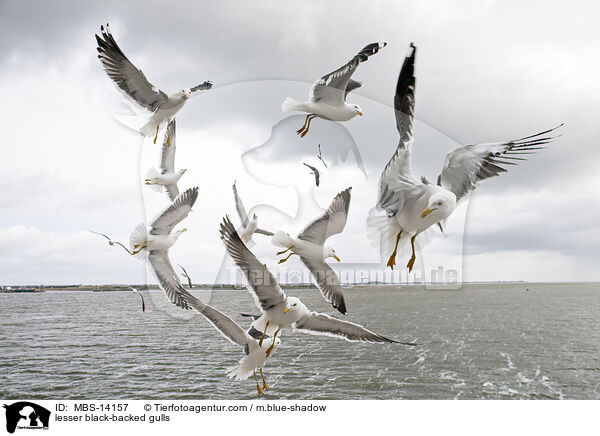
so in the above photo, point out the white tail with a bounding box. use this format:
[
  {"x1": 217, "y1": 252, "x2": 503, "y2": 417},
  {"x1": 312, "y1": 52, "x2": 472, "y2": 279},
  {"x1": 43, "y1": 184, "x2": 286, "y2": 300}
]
[
  {"x1": 225, "y1": 360, "x2": 254, "y2": 381},
  {"x1": 272, "y1": 231, "x2": 294, "y2": 248},
  {"x1": 113, "y1": 113, "x2": 148, "y2": 133},
  {"x1": 281, "y1": 97, "x2": 304, "y2": 113},
  {"x1": 145, "y1": 168, "x2": 163, "y2": 192},
  {"x1": 129, "y1": 223, "x2": 148, "y2": 260}
]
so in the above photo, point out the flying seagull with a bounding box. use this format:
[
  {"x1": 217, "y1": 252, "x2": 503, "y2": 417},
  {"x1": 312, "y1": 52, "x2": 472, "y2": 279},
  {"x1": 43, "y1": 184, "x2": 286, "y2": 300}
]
[
  {"x1": 303, "y1": 162, "x2": 320, "y2": 187},
  {"x1": 232, "y1": 181, "x2": 273, "y2": 246},
  {"x1": 89, "y1": 230, "x2": 132, "y2": 254},
  {"x1": 145, "y1": 119, "x2": 186, "y2": 201},
  {"x1": 177, "y1": 289, "x2": 280, "y2": 396},
  {"x1": 126, "y1": 286, "x2": 146, "y2": 312},
  {"x1": 282, "y1": 42, "x2": 386, "y2": 137},
  {"x1": 273, "y1": 188, "x2": 351, "y2": 314},
  {"x1": 317, "y1": 144, "x2": 328, "y2": 168},
  {"x1": 220, "y1": 216, "x2": 412, "y2": 348},
  {"x1": 129, "y1": 187, "x2": 199, "y2": 309},
  {"x1": 95, "y1": 24, "x2": 212, "y2": 144},
  {"x1": 178, "y1": 264, "x2": 193, "y2": 288},
  {"x1": 369, "y1": 43, "x2": 562, "y2": 271}
]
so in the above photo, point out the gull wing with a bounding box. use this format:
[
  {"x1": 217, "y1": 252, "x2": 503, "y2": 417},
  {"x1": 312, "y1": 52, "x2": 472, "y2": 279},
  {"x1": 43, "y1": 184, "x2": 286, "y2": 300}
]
[
  {"x1": 180, "y1": 289, "x2": 254, "y2": 347},
  {"x1": 159, "y1": 119, "x2": 176, "y2": 173},
  {"x1": 147, "y1": 250, "x2": 190, "y2": 310},
  {"x1": 293, "y1": 312, "x2": 397, "y2": 343},
  {"x1": 298, "y1": 187, "x2": 351, "y2": 245},
  {"x1": 232, "y1": 182, "x2": 249, "y2": 227},
  {"x1": 95, "y1": 24, "x2": 168, "y2": 112},
  {"x1": 255, "y1": 228, "x2": 274, "y2": 236},
  {"x1": 219, "y1": 216, "x2": 286, "y2": 312},
  {"x1": 309, "y1": 42, "x2": 386, "y2": 105},
  {"x1": 150, "y1": 187, "x2": 198, "y2": 235},
  {"x1": 303, "y1": 162, "x2": 320, "y2": 187},
  {"x1": 300, "y1": 257, "x2": 346, "y2": 314},
  {"x1": 190, "y1": 81, "x2": 213, "y2": 93},
  {"x1": 438, "y1": 124, "x2": 562, "y2": 202},
  {"x1": 376, "y1": 43, "x2": 420, "y2": 216}
]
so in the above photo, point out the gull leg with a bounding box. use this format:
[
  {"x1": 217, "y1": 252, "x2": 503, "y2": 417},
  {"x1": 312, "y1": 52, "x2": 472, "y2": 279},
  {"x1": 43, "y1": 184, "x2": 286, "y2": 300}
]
[
  {"x1": 276, "y1": 245, "x2": 294, "y2": 256},
  {"x1": 278, "y1": 252, "x2": 295, "y2": 264},
  {"x1": 260, "y1": 368, "x2": 270, "y2": 391},
  {"x1": 258, "y1": 320, "x2": 270, "y2": 347},
  {"x1": 296, "y1": 114, "x2": 311, "y2": 135},
  {"x1": 406, "y1": 235, "x2": 417, "y2": 272},
  {"x1": 265, "y1": 328, "x2": 280, "y2": 358},
  {"x1": 253, "y1": 370, "x2": 264, "y2": 396},
  {"x1": 386, "y1": 231, "x2": 403, "y2": 270},
  {"x1": 131, "y1": 244, "x2": 146, "y2": 255},
  {"x1": 300, "y1": 115, "x2": 316, "y2": 138},
  {"x1": 153, "y1": 124, "x2": 159, "y2": 144},
  {"x1": 166, "y1": 123, "x2": 171, "y2": 146}
]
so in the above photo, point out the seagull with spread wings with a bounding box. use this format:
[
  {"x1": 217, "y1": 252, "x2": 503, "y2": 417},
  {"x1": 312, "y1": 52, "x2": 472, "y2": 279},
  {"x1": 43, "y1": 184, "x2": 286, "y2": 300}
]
[
  {"x1": 145, "y1": 119, "x2": 186, "y2": 201},
  {"x1": 95, "y1": 24, "x2": 212, "y2": 144},
  {"x1": 282, "y1": 42, "x2": 386, "y2": 137},
  {"x1": 369, "y1": 43, "x2": 562, "y2": 271},
  {"x1": 129, "y1": 187, "x2": 198, "y2": 309},
  {"x1": 176, "y1": 289, "x2": 279, "y2": 396},
  {"x1": 220, "y1": 216, "x2": 412, "y2": 350},
  {"x1": 272, "y1": 188, "x2": 351, "y2": 314},
  {"x1": 232, "y1": 181, "x2": 273, "y2": 246},
  {"x1": 89, "y1": 230, "x2": 133, "y2": 254}
]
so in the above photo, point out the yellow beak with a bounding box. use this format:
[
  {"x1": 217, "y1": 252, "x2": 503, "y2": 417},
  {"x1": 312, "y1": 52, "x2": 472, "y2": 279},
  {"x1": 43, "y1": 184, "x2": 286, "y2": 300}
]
[
  {"x1": 420, "y1": 207, "x2": 436, "y2": 218},
  {"x1": 283, "y1": 307, "x2": 292, "y2": 314},
  {"x1": 356, "y1": 110, "x2": 363, "y2": 116},
  {"x1": 333, "y1": 255, "x2": 341, "y2": 262},
  {"x1": 184, "y1": 94, "x2": 189, "y2": 99},
  {"x1": 181, "y1": 228, "x2": 188, "y2": 232}
]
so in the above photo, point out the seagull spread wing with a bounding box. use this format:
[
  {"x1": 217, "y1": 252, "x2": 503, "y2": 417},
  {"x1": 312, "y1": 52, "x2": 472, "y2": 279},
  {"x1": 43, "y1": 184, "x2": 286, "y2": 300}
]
[
  {"x1": 300, "y1": 257, "x2": 346, "y2": 314},
  {"x1": 219, "y1": 216, "x2": 286, "y2": 312},
  {"x1": 438, "y1": 124, "x2": 563, "y2": 202},
  {"x1": 178, "y1": 264, "x2": 193, "y2": 288},
  {"x1": 147, "y1": 250, "x2": 190, "y2": 310},
  {"x1": 190, "y1": 81, "x2": 213, "y2": 93},
  {"x1": 298, "y1": 187, "x2": 352, "y2": 245},
  {"x1": 95, "y1": 24, "x2": 168, "y2": 112},
  {"x1": 309, "y1": 42, "x2": 386, "y2": 105},
  {"x1": 376, "y1": 44, "x2": 420, "y2": 216},
  {"x1": 159, "y1": 119, "x2": 176, "y2": 173},
  {"x1": 232, "y1": 182, "x2": 249, "y2": 227},
  {"x1": 293, "y1": 312, "x2": 396, "y2": 343},
  {"x1": 150, "y1": 187, "x2": 198, "y2": 235},
  {"x1": 180, "y1": 289, "x2": 254, "y2": 347}
]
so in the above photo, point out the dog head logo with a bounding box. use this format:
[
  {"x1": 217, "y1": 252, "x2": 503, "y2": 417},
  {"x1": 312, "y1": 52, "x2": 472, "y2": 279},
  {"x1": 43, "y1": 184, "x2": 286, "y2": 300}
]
[{"x1": 3, "y1": 402, "x2": 50, "y2": 434}]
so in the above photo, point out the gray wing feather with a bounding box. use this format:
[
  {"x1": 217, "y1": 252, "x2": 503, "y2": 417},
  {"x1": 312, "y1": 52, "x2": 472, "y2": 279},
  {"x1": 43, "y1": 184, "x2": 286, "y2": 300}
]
[
  {"x1": 95, "y1": 24, "x2": 168, "y2": 112},
  {"x1": 159, "y1": 119, "x2": 176, "y2": 173},
  {"x1": 293, "y1": 312, "x2": 396, "y2": 343},
  {"x1": 309, "y1": 42, "x2": 386, "y2": 105},
  {"x1": 147, "y1": 250, "x2": 190, "y2": 310},
  {"x1": 232, "y1": 182, "x2": 249, "y2": 227},
  {"x1": 164, "y1": 184, "x2": 180, "y2": 201},
  {"x1": 179, "y1": 289, "x2": 253, "y2": 347},
  {"x1": 303, "y1": 162, "x2": 320, "y2": 187},
  {"x1": 219, "y1": 216, "x2": 286, "y2": 311},
  {"x1": 298, "y1": 187, "x2": 351, "y2": 245},
  {"x1": 190, "y1": 81, "x2": 213, "y2": 93},
  {"x1": 150, "y1": 187, "x2": 198, "y2": 235},
  {"x1": 344, "y1": 79, "x2": 362, "y2": 98},
  {"x1": 376, "y1": 44, "x2": 419, "y2": 216},
  {"x1": 439, "y1": 124, "x2": 562, "y2": 202},
  {"x1": 300, "y1": 257, "x2": 346, "y2": 314},
  {"x1": 255, "y1": 228, "x2": 274, "y2": 236}
]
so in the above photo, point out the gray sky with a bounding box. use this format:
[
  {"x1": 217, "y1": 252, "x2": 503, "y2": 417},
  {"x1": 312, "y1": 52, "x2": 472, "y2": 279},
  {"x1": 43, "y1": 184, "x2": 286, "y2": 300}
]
[{"x1": 1, "y1": 0, "x2": 599, "y2": 285}]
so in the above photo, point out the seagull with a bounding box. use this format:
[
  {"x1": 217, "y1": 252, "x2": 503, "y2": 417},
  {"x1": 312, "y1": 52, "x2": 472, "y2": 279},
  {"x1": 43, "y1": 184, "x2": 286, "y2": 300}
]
[
  {"x1": 129, "y1": 187, "x2": 198, "y2": 309},
  {"x1": 303, "y1": 162, "x2": 320, "y2": 187},
  {"x1": 282, "y1": 42, "x2": 386, "y2": 137},
  {"x1": 272, "y1": 188, "x2": 351, "y2": 314},
  {"x1": 89, "y1": 230, "x2": 132, "y2": 254},
  {"x1": 369, "y1": 43, "x2": 562, "y2": 271},
  {"x1": 232, "y1": 181, "x2": 273, "y2": 246},
  {"x1": 220, "y1": 216, "x2": 414, "y2": 350},
  {"x1": 178, "y1": 264, "x2": 193, "y2": 288},
  {"x1": 317, "y1": 144, "x2": 328, "y2": 168},
  {"x1": 126, "y1": 286, "x2": 146, "y2": 312},
  {"x1": 144, "y1": 119, "x2": 186, "y2": 201},
  {"x1": 177, "y1": 289, "x2": 280, "y2": 396},
  {"x1": 95, "y1": 24, "x2": 212, "y2": 144}
]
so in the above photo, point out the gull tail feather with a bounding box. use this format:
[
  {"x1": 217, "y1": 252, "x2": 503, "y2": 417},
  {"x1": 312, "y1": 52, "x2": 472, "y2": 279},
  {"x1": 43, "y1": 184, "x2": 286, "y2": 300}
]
[
  {"x1": 272, "y1": 231, "x2": 294, "y2": 248},
  {"x1": 226, "y1": 357, "x2": 255, "y2": 381},
  {"x1": 113, "y1": 113, "x2": 149, "y2": 134},
  {"x1": 145, "y1": 168, "x2": 163, "y2": 192},
  {"x1": 129, "y1": 223, "x2": 148, "y2": 260},
  {"x1": 281, "y1": 97, "x2": 306, "y2": 113}
]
